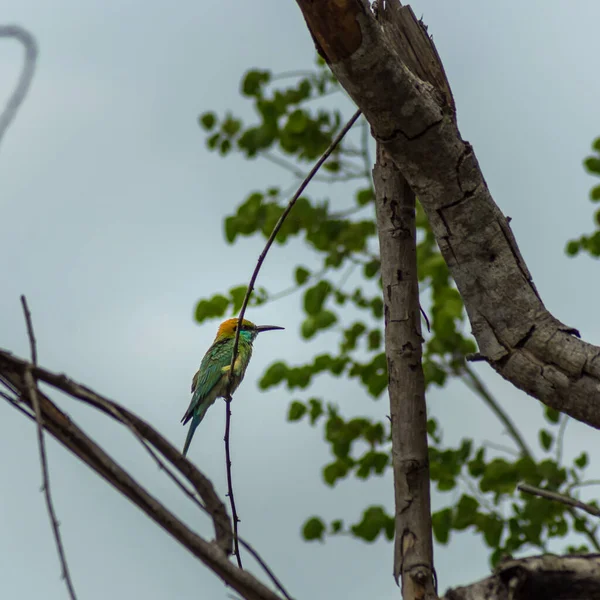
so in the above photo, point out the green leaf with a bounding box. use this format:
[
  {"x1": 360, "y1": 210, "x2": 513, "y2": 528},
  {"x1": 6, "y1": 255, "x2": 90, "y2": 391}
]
[
  {"x1": 304, "y1": 281, "x2": 331, "y2": 315},
  {"x1": 259, "y1": 361, "x2": 288, "y2": 389},
  {"x1": 331, "y1": 519, "x2": 344, "y2": 534},
  {"x1": 221, "y1": 115, "x2": 241, "y2": 136},
  {"x1": 565, "y1": 240, "x2": 580, "y2": 256},
  {"x1": 585, "y1": 156, "x2": 600, "y2": 175},
  {"x1": 477, "y1": 514, "x2": 504, "y2": 548},
  {"x1": 302, "y1": 517, "x2": 325, "y2": 541},
  {"x1": 288, "y1": 401, "x2": 307, "y2": 422},
  {"x1": 590, "y1": 185, "x2": 600, "y2": 201},
  {"x1": 363, "y1": 260, "x2": 380, "y2": 279},
  {"x1": 574, "y1": 452, "x2": 588, "y2": 469},
  {"x1": 323, "y1": 460, "x2": 349, "y2": 486},
  {"x1": 539, "y1": 429, "x2": 554, "y2": 451},
  {"x1": 453, "y1": 495, "x2": 479, "y2": 530},
  {"x1": 308, "y1": 398, "x2": 324, "y2": 424},
  {"x1": 350, "y1": 506, "x2": 394, "y2": 543},
  {"x1": 295, "y1": 266, "x2": 311, "y2": 285},
  {"x1": 356, "y1": 187, "x2": 374, "y2": 206},
  {"x1": 207, "y1": 132, "x2": 220, "y2": 150},
  {"x1": 219, "y1": 138, "x2": 231, "y2": 155},
  {"x1": 544, "y1": 406, "x2": 561, "y2": 424},
  {"x1": 241, "y1": 69, "x2": 271, "y2": 97},
  {"x1": 286, "y1": 109, "x2": 309, "y2": 133},
  {"x1": 432, "y1": 508, "x2": 453, "y2": 544},
  {"x1": 199, "y1": 112, "x2": 217, "y2": 130},
  {"x1": 480, "y1": 458, "x2": 518, "y2": 495},
  {"x1": 194, "y1": 295, "x2": 229, "y2": 323},
  {"x1": 229, "y1": 285, "x2": 248, "y2": 313}
]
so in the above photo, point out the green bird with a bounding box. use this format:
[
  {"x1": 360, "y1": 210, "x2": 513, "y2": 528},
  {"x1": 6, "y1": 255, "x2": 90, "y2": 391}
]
[{"x1": 181, "y1": 317, "x2": 284, "y2": 456}]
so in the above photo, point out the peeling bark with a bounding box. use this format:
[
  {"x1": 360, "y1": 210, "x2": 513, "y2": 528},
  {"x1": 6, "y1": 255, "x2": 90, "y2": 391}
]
[
  {"x1": 374, "y1": 145, "x2": 435, "y2": 597},
  {"x1": 295, "y1": 0, "x2": 600, "y2": 430},
  {"x1": 442, "y1": 554, "x2": 600, "y2": 600}
]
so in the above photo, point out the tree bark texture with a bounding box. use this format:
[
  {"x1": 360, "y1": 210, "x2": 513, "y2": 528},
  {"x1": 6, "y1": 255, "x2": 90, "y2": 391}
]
[
  {"x1": 441, "y1": 554, "x2": 600, "y2": 600},
  {"x1": 294, "y1": 0, "x2": 600, "y2": 430},
  {"x1": 374, "y1": 144, "x2": 436, "y2": 598}
]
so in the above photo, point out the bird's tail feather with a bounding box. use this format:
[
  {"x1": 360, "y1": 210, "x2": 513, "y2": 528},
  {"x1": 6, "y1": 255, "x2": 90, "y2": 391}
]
[{"x1": 182, "y1": 401, "x2": 210, "y2": 457}]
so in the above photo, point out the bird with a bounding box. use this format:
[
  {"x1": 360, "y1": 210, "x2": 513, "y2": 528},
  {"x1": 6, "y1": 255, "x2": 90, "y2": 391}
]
[{"x1": 181, "y1": 317, "x2": 284, "y2": 456}]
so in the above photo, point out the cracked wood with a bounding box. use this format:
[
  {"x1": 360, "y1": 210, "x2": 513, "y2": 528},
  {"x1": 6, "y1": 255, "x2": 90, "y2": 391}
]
[{"x1": 295, "y1": 0, "x2": 600, "y2": 430}]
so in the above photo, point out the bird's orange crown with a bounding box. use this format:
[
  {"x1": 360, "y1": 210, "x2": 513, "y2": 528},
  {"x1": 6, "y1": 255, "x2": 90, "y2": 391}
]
[{"x1": 215, "y1": 318, "x2": 255, "y2": 339}]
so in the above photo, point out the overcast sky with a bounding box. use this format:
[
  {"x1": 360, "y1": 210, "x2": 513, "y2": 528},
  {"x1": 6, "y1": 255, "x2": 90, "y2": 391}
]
[{"x1": 2, "y1": 2, "x2": 600, "y2": 599}]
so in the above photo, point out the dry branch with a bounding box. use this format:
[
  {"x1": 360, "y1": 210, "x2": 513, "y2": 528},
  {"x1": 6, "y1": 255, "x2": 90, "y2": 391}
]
[
  {"x1": 374, "y1": 145, "x2": 435, "y2": 597},
  {"x1": 0, "y1": 349, "x2": 286, "y2": 600},
  {"x1": 293, "y1": 0, "x2": 600, "y2": 430},
  {"x1": 0, "y1": 25, "x2": 37, "y2": 148},
  {"x1": 442, "y1": 554, "x2": 600, "y2": 600},
  {"x1": 20, "y1": 296, "x2": 79, "y2": 599}
]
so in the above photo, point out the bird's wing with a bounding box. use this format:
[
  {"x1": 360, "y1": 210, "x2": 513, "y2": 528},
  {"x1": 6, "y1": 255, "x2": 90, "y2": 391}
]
[
  {"x1": 191, "y1": 370, "x2": 199, "y2": 393},
  {"x1": 182, "y1": 339, "x2": 232, "y2": 424}
]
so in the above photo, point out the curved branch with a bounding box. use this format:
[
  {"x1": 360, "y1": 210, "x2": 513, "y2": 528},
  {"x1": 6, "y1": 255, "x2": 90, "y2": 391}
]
[
  {"x1": 461, "y1": 364, "x2": 533, "y2": 459},
  {"x1": 0, "y1": 349, "x2": 233, "y2": 555},
  {"x1": 0, "y1": 350, "x2": 287, "y2": 600},
  {"x1": 0, "y1": 25, "x2": 38, "y2": 148},
  {"x1": 294, "y1": 1, "x2": 600, "y2": 431},
  {"x1": 518, "y1": 483, "x2": 600, "y2": 519}
]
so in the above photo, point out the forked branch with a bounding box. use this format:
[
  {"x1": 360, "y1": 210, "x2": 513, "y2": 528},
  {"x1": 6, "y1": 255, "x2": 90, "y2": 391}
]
[{"x1": 0, "y1": 350, "x2": 290, "y2": 600}]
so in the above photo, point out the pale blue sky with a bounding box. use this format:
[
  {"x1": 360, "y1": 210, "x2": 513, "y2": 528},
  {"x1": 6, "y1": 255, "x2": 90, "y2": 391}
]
[{"x1": 1, "y1": 2, "x2": 600, "y2": 599}]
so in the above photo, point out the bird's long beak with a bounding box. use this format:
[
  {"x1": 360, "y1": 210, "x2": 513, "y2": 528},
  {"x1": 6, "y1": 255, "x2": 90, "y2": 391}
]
[{"x1": 255, "y1": 325, "x2": 285, "y2": 333}]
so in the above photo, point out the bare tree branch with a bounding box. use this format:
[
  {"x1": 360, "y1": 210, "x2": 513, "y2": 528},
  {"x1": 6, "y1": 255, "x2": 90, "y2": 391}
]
[
  {"x1": 0, "y1": 349, "x2": 233, "y2": 553},
  {"x1": 461, "y1": 364, "x2": 533, "y2": 458},
  {"x1": 0, "y1": 25, "x2": 37, "y2": 149},
  {"x1": 293, "y1": 0, "x2": 600, "y2": 432},
  {"x1": 374, "y1": 145, "x2": 436, "y2": 598},
  {"x1": 518, "y1": 483, "x2": 600, "y2": 518},
  {"x1": 441, "y1": 554, "x2": 600, "y2": 600},
  {"x1": 0, "y1": 350, "x2": 287, "y2": 600},
  {"x1": 20, "y1": 296, "x2": 78, "y2": 599},
  {"x1": 224, "y1": 398, "x2": 243, "y2": 568}
]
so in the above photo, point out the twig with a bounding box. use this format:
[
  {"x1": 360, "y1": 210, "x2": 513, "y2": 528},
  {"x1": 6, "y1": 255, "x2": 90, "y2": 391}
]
[
  {"x1": 262, "y1": 152, "x2": 349, "y2": 183},
  {"x1": 265, "y1": 267, "x2": 328, "y2": 303},
  {"x1": 229, "y1": 108, "x2": 362, "y2": 367},
  {"x1": 420, "y1": 306, "x2": 431, "y2": 333},
  {"x1": 518, "y1": 483, "x2": 600, "y2": 518},
  {"x1": 482, "y1": 440, "x2": 520, "y2": 458},
  {"x1": 238, "y1": 539, "x2": 293, "y2": 600},
  {"x1": 568, "y1": 480, "x2": 600, "y2": 492},
  {"x1": 20, "y1": 296, "x2": 78, "y2": 600},
  {"x1": 0, "y1": 350, "x2": 286, "y2": 600},
  {"x1": 223, "y1": 107, "x2": 362, "y2": 568},
  {"x1": 224, "y1": 398, "x2": 243, "y2": 569},
  {"x1": 462, "y1": 364, "x2": 533, "y2": 459},
  {"x1": 577, "y1": 518, "x2": 600, "y2": 552},
  {"x1": 0, "y1": 25, "x2": 38, "y2": 149},
  {"x1": 3, "y1": 379, "x2": 294, "y2": 600},
  {"x1": 20, "y1": 295, "x2": 38, "y2": 364}
]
